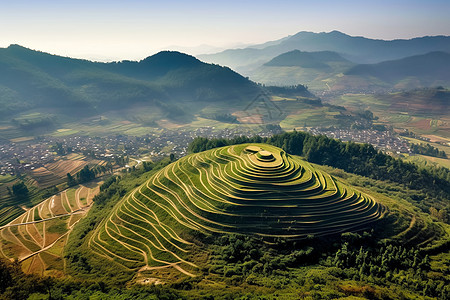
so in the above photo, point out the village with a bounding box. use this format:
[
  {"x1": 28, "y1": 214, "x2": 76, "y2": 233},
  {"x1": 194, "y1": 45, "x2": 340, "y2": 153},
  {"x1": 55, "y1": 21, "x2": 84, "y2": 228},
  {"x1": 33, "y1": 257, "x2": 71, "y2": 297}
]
[
  {"x1": 307, "y1": 127, "x2": 412, "y2": 154},
  {"x1": 0, "y1": 126, "x2": 414, "y2": 176},
  {"x1": 0, "y1": 126, "x2": 282, "y2": 176}
]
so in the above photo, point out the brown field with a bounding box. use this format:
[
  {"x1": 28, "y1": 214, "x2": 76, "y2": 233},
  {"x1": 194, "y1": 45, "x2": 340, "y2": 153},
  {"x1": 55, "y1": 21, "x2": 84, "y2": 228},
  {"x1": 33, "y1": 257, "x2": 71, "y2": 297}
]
[
  {"x1": 410, "y1": 118, "x2": 432, "y2": 131},
  {"x1": 30, "y1": 167, "x2": 60, "y2": 188},
  {"x1": 45, "y1": 159, "x2": 87, "y2": 178},
  {"x1": 26, "y1": 254, "x2": 45, "y2": 275},
  {"x1": 156, "y1": 119, "x2": 184, "y2": 129},
  {"x1": 233, "y1": 111, "x2": 264, "y2": 124},
  {"x1": 422, "y1": 135, "x2": 450, "y2": 143},
  {"x1": 50, "y1": 195, "x2": 68, "y2": 215},
  {"x1": 28, "y1": 159, "x2": 88, "y2": 188}
]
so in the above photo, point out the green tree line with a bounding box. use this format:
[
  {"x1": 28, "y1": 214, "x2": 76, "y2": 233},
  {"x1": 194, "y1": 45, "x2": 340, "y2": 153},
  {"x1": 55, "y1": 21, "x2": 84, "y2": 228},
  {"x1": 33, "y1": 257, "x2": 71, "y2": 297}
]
[{"x1": 410, "y1": 143, "x2": 447, "y2": 158}]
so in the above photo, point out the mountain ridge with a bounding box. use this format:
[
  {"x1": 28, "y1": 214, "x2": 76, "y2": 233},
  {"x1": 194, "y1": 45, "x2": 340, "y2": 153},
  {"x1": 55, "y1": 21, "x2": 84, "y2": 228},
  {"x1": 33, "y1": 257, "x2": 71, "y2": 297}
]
[
  {"x1": 198, "y1": 30, "x2": 450, "y2": 70},
  {"x1": 264, "y1": 50, "x2": 350, "y2": 68},
  {"x1": 245, "y1": 49, "x2": 450, "y2": 92},
  {"x1": 0, "y1": 45, "x2": 260, "y2": 120}
]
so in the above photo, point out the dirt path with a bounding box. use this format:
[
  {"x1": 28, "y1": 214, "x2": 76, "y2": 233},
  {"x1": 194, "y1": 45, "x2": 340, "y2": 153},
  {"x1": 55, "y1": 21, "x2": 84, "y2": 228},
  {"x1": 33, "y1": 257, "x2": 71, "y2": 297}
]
[
  {"x1": 20, "y1": 225, "x2": 70, "y2": 262},
  {"x1": 19, "y1": 206, "x2": 88, "y2": 262},
  {"x1": 75, "y1": 186, "x2": 83, "y2": 209},
  {"x1": 0, "y1": 209, "x2": 86, "y2": 230}
]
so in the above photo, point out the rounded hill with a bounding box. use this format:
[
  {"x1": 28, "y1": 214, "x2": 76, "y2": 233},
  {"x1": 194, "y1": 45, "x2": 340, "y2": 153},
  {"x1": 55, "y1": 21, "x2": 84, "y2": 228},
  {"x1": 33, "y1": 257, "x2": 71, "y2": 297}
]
[{"x1": 89, "y1": 144, "x2": 385, "y2": 275}]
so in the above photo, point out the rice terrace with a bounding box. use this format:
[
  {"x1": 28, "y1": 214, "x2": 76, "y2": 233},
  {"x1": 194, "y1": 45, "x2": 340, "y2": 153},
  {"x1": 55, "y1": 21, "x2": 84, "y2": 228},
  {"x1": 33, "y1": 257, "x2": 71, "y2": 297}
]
[
  {"x1": 0, "y1": 182, "x2": 101, "y2": 276},
  {"x1": 89, "y1": 144, "x2": 386, "y2": 278},
  {"x1": 0, "y1": 7, "x2": 450, "y2": 297}
]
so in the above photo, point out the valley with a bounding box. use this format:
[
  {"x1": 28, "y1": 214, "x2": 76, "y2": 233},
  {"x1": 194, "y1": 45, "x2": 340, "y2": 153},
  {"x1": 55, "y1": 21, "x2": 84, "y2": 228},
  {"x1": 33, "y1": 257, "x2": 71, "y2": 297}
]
[{"x1": 0, "y1": 29, "x2": 449, "y2": 299}]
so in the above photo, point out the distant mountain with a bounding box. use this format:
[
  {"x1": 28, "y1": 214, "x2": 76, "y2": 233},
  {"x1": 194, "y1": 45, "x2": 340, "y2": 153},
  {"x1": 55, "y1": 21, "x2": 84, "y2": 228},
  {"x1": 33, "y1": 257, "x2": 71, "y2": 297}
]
[
  {"x1": 345, "y1": 51, "x2": 450, "y2": 86},
  {"x1": 198, "y1": 31, "x2": 450, "y2": 71},
  {"x1": 0, "y1": 45, "x2": 260, "y2": 119},
  {"x1": 248, "y1": 50, "x2": 354, "y2": 89},
  {"x1": 264, "y1": 50, "x2": 349, "y2": 68},
  {"x1": 240, "y1": 48, "x2": 450, "y2": 93}
]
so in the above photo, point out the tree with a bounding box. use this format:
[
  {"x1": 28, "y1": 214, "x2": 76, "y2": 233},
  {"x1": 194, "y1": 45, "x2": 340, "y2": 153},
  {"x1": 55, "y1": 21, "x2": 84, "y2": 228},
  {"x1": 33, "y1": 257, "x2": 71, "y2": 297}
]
[
  {"x1": 12, "y1": 182, "x2": 29, "y2": 199},
  {"x1": 77, "y1": 166, "x2": 95, "y2": 183},
  {"x1": 67, "y1": 173, "x2": 77, "y2": 187}
]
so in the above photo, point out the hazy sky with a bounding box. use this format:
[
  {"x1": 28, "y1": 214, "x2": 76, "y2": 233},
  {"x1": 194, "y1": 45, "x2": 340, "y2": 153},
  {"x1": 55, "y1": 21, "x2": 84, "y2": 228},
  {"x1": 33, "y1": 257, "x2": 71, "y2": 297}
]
[{"x1": 1, "y1": 0, "x2": 449, "y2": 61}]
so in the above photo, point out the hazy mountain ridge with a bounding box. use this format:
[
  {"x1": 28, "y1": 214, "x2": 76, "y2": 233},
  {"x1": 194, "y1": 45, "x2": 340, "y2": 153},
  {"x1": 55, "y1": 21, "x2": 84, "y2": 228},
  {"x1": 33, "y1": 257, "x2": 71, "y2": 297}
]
[
  {"x1": 264, "y1": 50, "x2": 350, "y2": 68},
  {"x1": 246, "y1": 49, "x2": 450, "y2": 92},
  {"x1": 345, "y1": 51, "x2": 450, "y2": 83},
  {"x1": 0, "y1": 45, "x2": 260, "y2": 118},
  {"x1": 198, "y1": 30, "x2": 450, "y2": 70}
]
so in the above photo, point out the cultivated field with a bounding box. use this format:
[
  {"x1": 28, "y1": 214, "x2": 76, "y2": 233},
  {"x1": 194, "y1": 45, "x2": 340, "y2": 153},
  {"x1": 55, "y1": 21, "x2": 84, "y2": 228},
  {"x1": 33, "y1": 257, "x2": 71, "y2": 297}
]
[
  {"x1": 0, "y1": 183, "x2": 101, "y2": 276},
  {"x1": 89, "y1": 144, "x2": 386, "y2": 278},
  {"x1": 29, "y1": 159, "x2": 88, "y2": 188},
  {"x1": 333, "y1": 91, "x2": 450, "y2": 139}
]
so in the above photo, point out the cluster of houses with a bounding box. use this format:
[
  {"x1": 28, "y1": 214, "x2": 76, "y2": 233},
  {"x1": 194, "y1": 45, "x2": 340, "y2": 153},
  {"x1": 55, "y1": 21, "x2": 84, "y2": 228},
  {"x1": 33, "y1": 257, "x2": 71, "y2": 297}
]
[
  {"x1": 0, "y1": 126, "x2": 280, "y2": 176},
  {"x1": 307, "y1": 128, "x2": 411, "y2": 154}
]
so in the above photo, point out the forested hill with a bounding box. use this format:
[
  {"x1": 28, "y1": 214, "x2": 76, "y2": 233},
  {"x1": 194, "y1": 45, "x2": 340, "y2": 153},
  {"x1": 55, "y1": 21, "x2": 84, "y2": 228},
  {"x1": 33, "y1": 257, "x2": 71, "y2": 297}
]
[{"x1": 0, "y1": 45, "x2": 260, "y2": 117}]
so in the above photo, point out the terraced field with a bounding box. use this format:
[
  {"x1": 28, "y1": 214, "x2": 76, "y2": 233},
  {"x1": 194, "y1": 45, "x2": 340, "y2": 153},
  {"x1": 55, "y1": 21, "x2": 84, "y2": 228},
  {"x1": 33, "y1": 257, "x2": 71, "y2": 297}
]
[
  {"x1": 90, "y1": 144, "x2": 385, "y2": 277},
  {"x1": 29, "y1": 159, "x2": 88, "y2": 188},
  {"x1": 0, "y1": 183, "x2": 100, "y2": 275}
]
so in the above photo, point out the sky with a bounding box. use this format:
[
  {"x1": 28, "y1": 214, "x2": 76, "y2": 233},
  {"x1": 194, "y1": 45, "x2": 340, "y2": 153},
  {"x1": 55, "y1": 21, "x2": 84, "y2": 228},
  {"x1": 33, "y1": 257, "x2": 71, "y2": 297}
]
[{"x1": 0, "y1": 0, "x2": 449, "y2": 61}]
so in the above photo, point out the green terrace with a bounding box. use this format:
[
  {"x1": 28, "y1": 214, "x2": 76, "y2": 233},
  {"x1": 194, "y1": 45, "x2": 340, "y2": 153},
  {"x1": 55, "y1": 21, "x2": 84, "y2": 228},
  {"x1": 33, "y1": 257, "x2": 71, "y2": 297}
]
[{"x1": 89, "y1": 144, "x2": 385, "y2": 276}]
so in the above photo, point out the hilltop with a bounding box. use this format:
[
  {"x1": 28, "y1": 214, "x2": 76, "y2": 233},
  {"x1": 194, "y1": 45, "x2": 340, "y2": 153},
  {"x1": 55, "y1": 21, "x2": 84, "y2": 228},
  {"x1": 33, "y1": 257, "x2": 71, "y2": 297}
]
[
  {"x1": 65, "y1": 144, "x2": 384, "y2": 280},
  {"x1": 65, "y1": 143, "x2": 445, "y2": 283}
]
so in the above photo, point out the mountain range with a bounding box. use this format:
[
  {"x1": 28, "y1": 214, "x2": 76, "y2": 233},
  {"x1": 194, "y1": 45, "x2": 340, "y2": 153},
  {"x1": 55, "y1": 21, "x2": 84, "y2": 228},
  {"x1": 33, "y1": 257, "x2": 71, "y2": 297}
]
[
  {"x1": 198, "y1": 30, "x2": 450, "y2": 68},
  {"x1": 198, "y1": 31, "x2": 450, "y2": 92},
  {"x1": 0, "y1": 45, "x2": 260, "y2": 119},
  {"x1": 345, "y1": 51, "x2": 450, "y2": 85}
]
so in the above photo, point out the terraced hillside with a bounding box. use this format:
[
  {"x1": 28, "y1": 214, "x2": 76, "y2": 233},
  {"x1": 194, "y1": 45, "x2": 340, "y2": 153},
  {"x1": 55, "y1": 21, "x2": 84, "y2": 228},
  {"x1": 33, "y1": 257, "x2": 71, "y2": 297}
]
[
  {"x1": 0, "y1": 183, "x2": 100, "y2": 276},
  {"x1": 90, "y1": 144, "x2": 385, "y2": 276}
]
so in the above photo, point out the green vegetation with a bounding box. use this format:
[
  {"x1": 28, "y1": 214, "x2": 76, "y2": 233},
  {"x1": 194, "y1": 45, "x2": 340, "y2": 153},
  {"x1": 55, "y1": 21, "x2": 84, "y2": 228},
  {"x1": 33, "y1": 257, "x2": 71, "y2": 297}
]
[
  {"x1": 264, "y1": 84, "x2": 312, "y2": 98},
  {"x1": 0, "y1": 46, "x2": 259, "y2": 132},
  {"x1": 0, "y1": 138, "x2": 448, "y2": 299},
  {"x1": 64, "y1": 158, "x2": 173, "y2": 281},
  {"x1": 12, "y1": 181, "x2": 29, "y2": 199},
  {"x1": 189, "y1": 132, "x2": 450, "y2": 210},
  {"x1": 410, "y1": 143, "x2": 447, "y2": 158},
  {"x1": 75, "y1": 165, "x2": 96, "y2": 184},
  {"x1": 84, "y1": 144, "x2": 384, "y2": 277},
  {"x1": 198, "y1": 113, "x2": 239, "y2": 124}
]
